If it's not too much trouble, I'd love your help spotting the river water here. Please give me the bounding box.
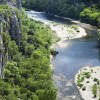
[27,11,100,100]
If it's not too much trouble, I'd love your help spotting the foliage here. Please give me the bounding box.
[77,71,91,88]
[0,5,12,16]
[98,29,100,38]
[22,0,100,27]
[80,8,100,26]
[92,84,97,98]
[0,7,57,100]
[84,72,91,78]
[82,86,86,91]
[22,0,48,11]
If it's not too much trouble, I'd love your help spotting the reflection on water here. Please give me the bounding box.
[52,38,100,100]
[27,11,99,100]
[52,39,100,79]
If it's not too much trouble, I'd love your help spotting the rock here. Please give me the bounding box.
[97,38,100,44]
[7,0,22,9]
[0,0,22,79]
[16,0,22,9]
[0,35,4,78]
[9,11,21,46]
[0,0,6,4]
[51,50,59,56]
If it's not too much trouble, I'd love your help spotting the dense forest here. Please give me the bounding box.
[22,0,100,27]
[0,4,56,100]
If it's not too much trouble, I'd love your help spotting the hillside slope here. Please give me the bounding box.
[0,1,56,99]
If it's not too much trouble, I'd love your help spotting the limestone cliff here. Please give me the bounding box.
[16,0,22,9]
[7,0,22,9]
[9,11,21,46]
[0,13,5,78]
[0,0,22,78]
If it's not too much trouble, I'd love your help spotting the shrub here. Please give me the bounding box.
[94,78,98,82]
[71,24,78,30]
[82,86,86,91]
[92,84,97,98]
[86,81,89,83]
[84,72,91,78]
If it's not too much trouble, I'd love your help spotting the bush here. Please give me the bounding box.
[86,81,89,83]
[71,25,78,30]
[82,86,86,91]
[92,84,97,98]
[80,8,100,26]
[94,78,98,82]
[78,83,83,88]
[84,72,91,78]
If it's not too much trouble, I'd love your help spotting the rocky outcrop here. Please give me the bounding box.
[0,0,6,4]
[7,0,22,9]
[0,0,22,78]
[16,0,22,9]
[0,35,4,78]
[9,11,21,46]
[0,9,21,45]
[0,14,4,78]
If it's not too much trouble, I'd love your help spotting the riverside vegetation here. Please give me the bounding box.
[22,0,100,27]
[23,0,100,41]
[0,4,57,100]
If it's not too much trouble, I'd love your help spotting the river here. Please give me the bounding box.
[27,10,100,100]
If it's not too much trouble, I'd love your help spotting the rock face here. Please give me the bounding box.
[0,0,6,4]
[0,13,5,78]
[7,0,22,9]
[9,11,21,45]
[16,0,22,9]
[0,35,3,78]
[0,0,22,78]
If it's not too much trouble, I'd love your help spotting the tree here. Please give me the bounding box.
[8,41,18,59]
[25,44,35,57]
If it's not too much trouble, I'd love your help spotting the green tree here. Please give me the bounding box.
[8,41,18,59]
